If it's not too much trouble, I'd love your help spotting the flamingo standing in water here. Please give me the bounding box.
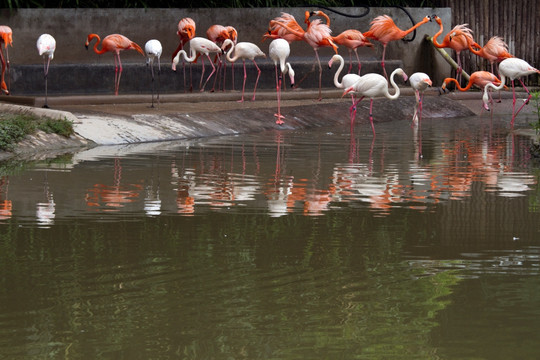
[431,15,476,84]
[85,33,144,95]
[207,24,238,91]
[409,72,432,126]
[272,17,338,101]
[269,38,295,125]
[483,58,540,126]
[36,34,56,108]
[222,39,265,102]
[145,39,162,108]
[172,37,223,92]
[328,54,362,129]
[332,30,373,74]
[0,25,12,95]
[343,68,408,136]
[363,15,431,79]
[441,71,502,111]
[172,18,196,91]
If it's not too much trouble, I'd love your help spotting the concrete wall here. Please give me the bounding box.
[0,7,451,95]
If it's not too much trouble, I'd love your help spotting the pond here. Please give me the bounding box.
[1,114,540,359]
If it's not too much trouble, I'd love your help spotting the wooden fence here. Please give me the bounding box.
[434,0,539,85]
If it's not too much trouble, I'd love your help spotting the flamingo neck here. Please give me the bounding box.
[331,56,345,88]
[223,39,237,62]
[386,69,402,99]
[445,78,473,91]
[400,18,429,38]
[485,74,506,91]
[432,21,445,48]
[88,34,107,55]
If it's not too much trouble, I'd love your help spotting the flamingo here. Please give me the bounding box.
[431,15,476,84]
[483,58,540,126]
[221,38,265,102]
[145,39,162,108]
[273,17,338,101]
[85,33,144,96]
[363,15,431,79]
[207,24,238,92]
[332,29,373,75]
[172,37,223,92]
[0,25,12,95]
[269,38,295,125]
[342,68,408,136]
[409,72,432,125]
[172,18,196,91]
[328,54,362,129]
[263,12,305,43]
[450,29,513,75]
[36,34,56,108]
[441,71,502,111]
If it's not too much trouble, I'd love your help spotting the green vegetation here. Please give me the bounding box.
[0,114,74,151]
[0,0,434,9]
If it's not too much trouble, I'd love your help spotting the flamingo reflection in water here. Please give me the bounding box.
[0,176,12,220]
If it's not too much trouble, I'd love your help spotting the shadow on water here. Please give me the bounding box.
[1,113,540,359]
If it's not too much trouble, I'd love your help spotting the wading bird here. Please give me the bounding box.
[431,15,476,84]
[222,38,265,102]
[328,54,362,129]
[263,12,305,43]
[332,29,373,75]
[409,72,432,125]
[364,15,431,79]
[172,18,196,91]
[0,25,12,95]
[483,58,540,126]
[172,36,223,92]
[145,39,162,108]
[85,33,144,95]
[441,71,502,111]
[36,33,56,108]
[207,24,238,92]
[269,38,295,124]
[273,18,338,101]
[343,68,408,136]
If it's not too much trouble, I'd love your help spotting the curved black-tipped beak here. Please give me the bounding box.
[85,44,89,50]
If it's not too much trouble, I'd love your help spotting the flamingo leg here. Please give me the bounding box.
[149,59,155,108]
[381,44,388,80]
[369,99,376,136]
[43,56,51,108]
[251,59,261,101]
[157,57,161,104]
[510,80,517,127]
[199,56,206,90]
[238,59,246,103]
[354,49,361,75]
[0,45,8,95]
[314,49,322,101]
[274,65,284,125]
[513,78,532,120]
[231,62,235,91]
[202,54,217,92]
[210,54,220,92]
[347,49,353,74]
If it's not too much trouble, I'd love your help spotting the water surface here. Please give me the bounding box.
[1,114,540,359]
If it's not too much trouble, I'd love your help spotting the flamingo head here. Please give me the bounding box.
[342,86,355,98]
[432,15,442,24]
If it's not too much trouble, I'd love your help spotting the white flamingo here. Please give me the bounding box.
[329,54,363,128]
[409,72,432,126]
[172,37,223,92]
[269,39,295,125]
[222,38,266,102]
[483,57,540,127]
[343,68,408,135]
[36,33,56,108]
[145,39,162,108]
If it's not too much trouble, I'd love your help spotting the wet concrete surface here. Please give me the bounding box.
[0,86,537,159]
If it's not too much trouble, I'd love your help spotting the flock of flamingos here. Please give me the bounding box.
[0,9,539,134]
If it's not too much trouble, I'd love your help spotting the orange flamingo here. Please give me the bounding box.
[85,33,144,95]
[273,17,338,101]
[450,29,513,75]
[263,12,305,43]
[207,24,238,92]
[172,18,196,91]
[332,29,373,74]
[441,71,502,111]
[431,15,476,83]
[0,25,12,95]
[363,15,431,79]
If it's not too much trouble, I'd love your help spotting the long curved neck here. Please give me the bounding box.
[88,34,107,54]
[400,18,428,38]
[385,69,402,99]
[485,74,506,91]
[432,20,445,48]
[467,41,482,56]
[223,39,237,62]
[332,56,345,88]
[445,78,472,91]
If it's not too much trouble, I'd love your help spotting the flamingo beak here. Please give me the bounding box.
[342,87,354,98]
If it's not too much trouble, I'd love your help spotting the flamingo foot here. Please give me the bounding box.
[237,99,244,103]
[274,113,285,125]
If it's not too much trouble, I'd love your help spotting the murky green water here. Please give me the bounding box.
[1,115,540,359]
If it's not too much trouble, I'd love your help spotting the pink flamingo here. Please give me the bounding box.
[483,58,540,126]
[343,68,408,136]
[207,24,238,92]
[221,38,266,102]
[441,71,503,111]
[363,15,431,79]
[85,33,144,95]
[172,18,196,91]
[332,29,373,74]
[0,25,12,95]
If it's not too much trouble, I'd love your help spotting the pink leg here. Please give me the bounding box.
[510,80,516,127]
[381,44,388,80]
[369,99,376,136]
[354,49,361,75]
[347,49,353,74]
[314,49,322,101]
[274,65,284,124]
[210,55,221,92]
[199,56,205,90]
[251,60,261,101]
[201,54,216,92]
[231,62,235,91]
[514,78,532,118]
[238,59,246,103]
